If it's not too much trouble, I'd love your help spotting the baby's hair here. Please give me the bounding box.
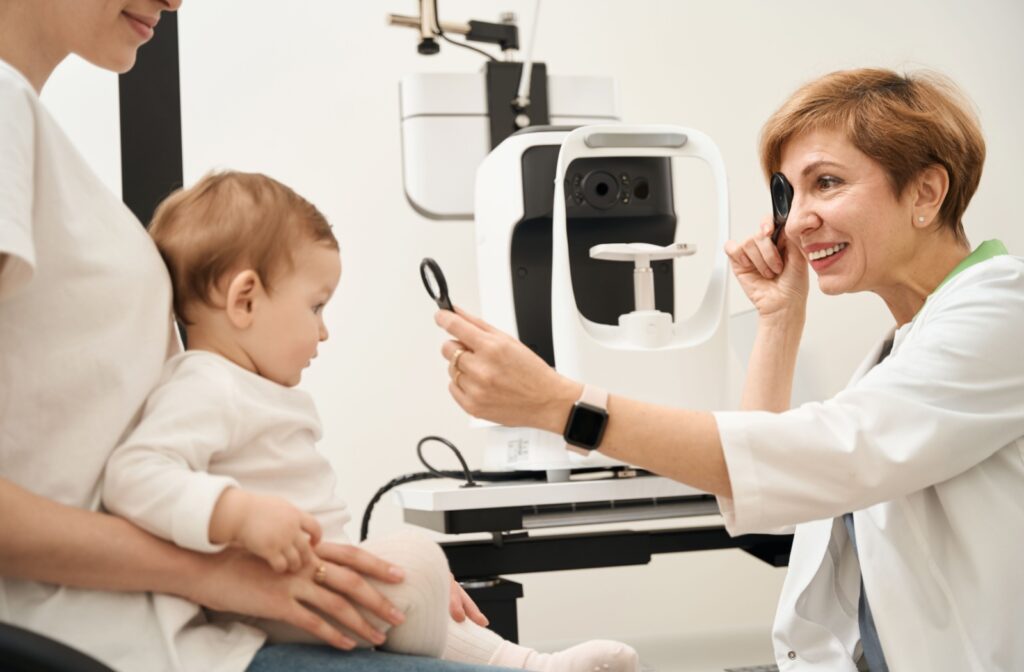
[149,170,338,324]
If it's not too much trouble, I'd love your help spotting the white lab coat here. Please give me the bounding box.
[714,255,1024,671]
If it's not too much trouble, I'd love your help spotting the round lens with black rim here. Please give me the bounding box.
[771,172,793,222]
[770,172,794,246]
[420,257,453,311]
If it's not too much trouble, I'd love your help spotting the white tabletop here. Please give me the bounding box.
[393,474,707,512]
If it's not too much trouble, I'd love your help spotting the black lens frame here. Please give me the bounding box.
[420,257,453,311]
[770,172,794,246]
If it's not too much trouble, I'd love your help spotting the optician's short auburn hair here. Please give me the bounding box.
[149,170,338,324]
[759,68,985,244]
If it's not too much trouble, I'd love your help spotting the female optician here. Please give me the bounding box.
[0,1,492,671]
[437,68,1024,671]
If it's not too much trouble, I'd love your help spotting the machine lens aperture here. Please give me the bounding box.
[582,170,620,209]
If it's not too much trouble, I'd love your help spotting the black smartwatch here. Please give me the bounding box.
[563,385,609,454]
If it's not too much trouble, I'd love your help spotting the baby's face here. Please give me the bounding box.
[249,241,341,387]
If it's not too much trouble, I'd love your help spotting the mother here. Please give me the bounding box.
[437,68,1024,671]
[0,1,493,670]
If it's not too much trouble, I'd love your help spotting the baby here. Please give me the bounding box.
[102,171,641,671]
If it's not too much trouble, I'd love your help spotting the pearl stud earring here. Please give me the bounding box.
[917,216,926,223]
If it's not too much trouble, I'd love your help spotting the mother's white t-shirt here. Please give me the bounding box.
[0,59,264,672]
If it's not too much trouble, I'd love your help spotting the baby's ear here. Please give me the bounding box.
[225,270,261,329]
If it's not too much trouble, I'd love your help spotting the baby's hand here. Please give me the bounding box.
[210,489,322,573]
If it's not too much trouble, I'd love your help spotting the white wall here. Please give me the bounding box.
[41,0,1024,655]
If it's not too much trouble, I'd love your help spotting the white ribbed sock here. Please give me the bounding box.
[443,620,640,672]
[441,617,506,664]
[489,639,640,672]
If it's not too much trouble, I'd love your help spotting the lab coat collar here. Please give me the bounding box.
[893,239,1008,351]
[934,239,1008,294]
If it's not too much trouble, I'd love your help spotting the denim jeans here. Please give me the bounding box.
[247,643,514,671]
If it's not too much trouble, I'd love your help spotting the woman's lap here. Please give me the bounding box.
[247,644,510,671]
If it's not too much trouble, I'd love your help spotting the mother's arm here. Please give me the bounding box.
[0,478,404,649]
[0,477,201,592]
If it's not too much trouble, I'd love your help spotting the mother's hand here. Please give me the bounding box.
[435,308,580,431]
[187,542,406,650]
[448,574,489,626]
[725,216,808,318]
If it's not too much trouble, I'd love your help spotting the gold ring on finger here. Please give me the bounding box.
[451,348,466,372]
[314,564,328,585]
[454,370,463,388]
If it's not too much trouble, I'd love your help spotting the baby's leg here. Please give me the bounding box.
[356,529,451,657]
[256,529,449,650]
[357,530,640,671]
[357,531,509,663]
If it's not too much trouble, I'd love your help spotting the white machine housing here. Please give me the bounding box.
[400,72,619,220]
[475,125,732,476]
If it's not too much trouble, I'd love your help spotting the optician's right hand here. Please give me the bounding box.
[186,543,406,650]
[724,215,809,319]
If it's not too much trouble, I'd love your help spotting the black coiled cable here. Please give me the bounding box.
[358,435,540,541]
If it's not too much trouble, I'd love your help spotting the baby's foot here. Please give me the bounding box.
[489,639,641,672]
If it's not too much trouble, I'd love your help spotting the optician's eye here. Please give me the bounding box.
[817,175,842,190]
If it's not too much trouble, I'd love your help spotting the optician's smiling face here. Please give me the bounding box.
[51,0,182,73]
[780,129,919,297]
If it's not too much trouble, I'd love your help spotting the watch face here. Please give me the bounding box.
[564,402,608,449]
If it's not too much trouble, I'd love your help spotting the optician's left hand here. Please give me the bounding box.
[435,307,580,432]
[448,574,489,626]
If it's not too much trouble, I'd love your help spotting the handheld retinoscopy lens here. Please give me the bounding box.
[770,172,794,246]
[420,257,453,311]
